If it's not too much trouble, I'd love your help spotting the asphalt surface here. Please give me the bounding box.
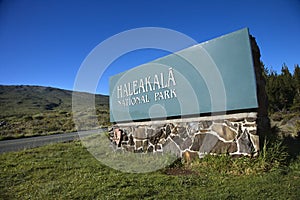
[0,129,104,154]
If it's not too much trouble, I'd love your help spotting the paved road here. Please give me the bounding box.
[0,129,105,154]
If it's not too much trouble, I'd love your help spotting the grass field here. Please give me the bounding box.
[1,140,300,199]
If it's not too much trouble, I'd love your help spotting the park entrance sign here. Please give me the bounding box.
[110,28,257,122]
[109,28,267,158]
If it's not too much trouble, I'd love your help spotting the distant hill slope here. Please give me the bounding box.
[0,85,109,117]
[0,85,109,139]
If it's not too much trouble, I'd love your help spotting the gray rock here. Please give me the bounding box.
[199,133,219,153]
[133,127,147,139]
[163,139,181,157]
[128,135,135,146]
[123,134,129,142]
[146,128,155,137]
[172,135,183,146]
[158,138,167,145]
[165,124,172,138]
[135,140,143,149]
[190,134,205,151]
[188,122,198,135]
[237,130,254,154]
[199,121,212,129]
[177,127,186,135]
[179,137,192,150]
[149,129,163,145]
[147,145,154,153]
[246,117,256,122]
[210,141,237,154]
[224,120,238,131]
[143,140,149,152]
[249,134,259,153]
[211,124,237,141]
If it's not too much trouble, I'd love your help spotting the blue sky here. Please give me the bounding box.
[0,0,299,95]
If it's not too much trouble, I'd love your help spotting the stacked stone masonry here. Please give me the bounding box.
[109,113,259,158]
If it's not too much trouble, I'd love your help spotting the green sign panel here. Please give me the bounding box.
[110,28,258,122]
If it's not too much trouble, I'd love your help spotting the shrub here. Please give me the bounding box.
[185,138,289,176]
[33,114,44,120]
[258,138,289,171]
[23,115,33,121]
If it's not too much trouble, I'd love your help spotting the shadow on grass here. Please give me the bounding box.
[264,125,300,161]
[282,133,300,159]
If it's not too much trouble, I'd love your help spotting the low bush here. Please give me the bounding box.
[183,138,289,176]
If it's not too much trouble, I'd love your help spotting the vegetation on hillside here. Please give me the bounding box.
[263,63,300,113]
[262,63,300,137]
[0,85,109,140]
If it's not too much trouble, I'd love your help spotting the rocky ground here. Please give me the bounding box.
[270,112,300,137]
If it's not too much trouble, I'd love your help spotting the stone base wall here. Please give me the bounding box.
[108,112,259,159]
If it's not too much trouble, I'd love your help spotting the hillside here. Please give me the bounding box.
[0,85,109,139]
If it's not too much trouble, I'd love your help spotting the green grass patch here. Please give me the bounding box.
[1,140,300,199]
